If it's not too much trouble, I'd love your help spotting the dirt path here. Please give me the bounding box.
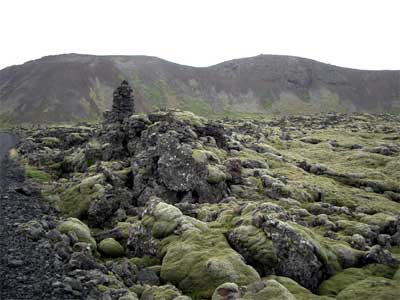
[0,133,85,300]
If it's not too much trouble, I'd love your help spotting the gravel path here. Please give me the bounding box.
[0,133,85,300]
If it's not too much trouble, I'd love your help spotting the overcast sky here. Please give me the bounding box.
[1,0,399,70]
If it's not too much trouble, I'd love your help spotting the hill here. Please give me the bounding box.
[1,54,399,124]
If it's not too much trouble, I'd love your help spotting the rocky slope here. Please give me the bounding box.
[1,54,400,124]
[11,110,400,300]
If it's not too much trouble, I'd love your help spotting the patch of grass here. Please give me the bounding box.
[261,98,273,110]
[25,165,51,182]
[180,96,213,116]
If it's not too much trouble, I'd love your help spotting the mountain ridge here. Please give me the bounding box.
[1,53,399,124]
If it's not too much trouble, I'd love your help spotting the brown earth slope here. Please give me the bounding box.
[0,54,399,124]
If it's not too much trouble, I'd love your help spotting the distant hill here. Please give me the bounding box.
[1,53,399,124]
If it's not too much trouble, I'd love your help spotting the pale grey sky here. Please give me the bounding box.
[0,0,399,70]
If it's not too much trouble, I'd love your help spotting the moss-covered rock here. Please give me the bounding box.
[98,238,125,257]
[242,279,297,300]
[118,292,139,300]
[41,137,61,147]
[394,267,400,281]
[160,229,260,298]
[336,276,400,300]
[267,275,334,300]
[360,212,398,233]
[318,264,397,296]
[58,174,106,218]
[58,217,96,248]
[207,165,228,184]
[192,149,221,164]
[153,201,183,221]
[115,222,136,239]
[152,220,178,239]
[129,256,160,268]
[211,282,240,300]
[227,225,277,275]
[140,284,181,300]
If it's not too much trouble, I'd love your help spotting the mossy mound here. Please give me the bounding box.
[318,264,397,297]
[228,225,277,275]
[207,165,228,184]
[98,238,125,257]
[58,174,105,218]
[335,276,400,300]
[141,284,182,300]
[160,229,260,298]
[242,279,296,300]
[267,275,334,300]
[58,217,96,248]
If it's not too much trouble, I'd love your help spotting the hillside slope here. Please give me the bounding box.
[1,54,399,123]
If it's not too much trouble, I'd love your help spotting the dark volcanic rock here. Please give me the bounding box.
[0,136,87,300]
[262,218,326,291]
[104,80,135,123]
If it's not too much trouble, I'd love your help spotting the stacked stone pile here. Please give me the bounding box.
[104,80,135,123]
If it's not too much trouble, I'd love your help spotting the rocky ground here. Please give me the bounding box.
[7,111,400,300]
[0,133,88,300]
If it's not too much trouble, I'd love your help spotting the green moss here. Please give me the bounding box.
[262,99,273,110]
[41,137,60,147]
[192,149,209,164]
[129,256,160,268]
[243,279,296,300]
[25,165,51,182]
[192,149,222,164]
[118,292,139,300]
[336,276,400,300]
[160,229,260,298]
[96,284,109,293]
[115,222,135,239]
[394,268,400,281]
[267,275,333,300]
[98,238,125,257]
[141,284,181,300]
[171,110,206,127]
[58,217,96,248]
[152,220,178,238]
[218,110,267,120]
[318,264,397,297]
[229,225,277,269]
[181,96,213,116]
[360,212,397,230]
[207,165,227,184]
[336,220,372,237]
[58,174,105,218]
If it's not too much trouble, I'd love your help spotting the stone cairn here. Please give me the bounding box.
[104,80,135,123]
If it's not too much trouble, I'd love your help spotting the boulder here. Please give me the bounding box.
[242,279,297,300]
[160,229,260,298]
[211,282,241,300]
[140,285,181,300]
[262,218,326,290]
[58,218,96,248]
[98,238,125,257]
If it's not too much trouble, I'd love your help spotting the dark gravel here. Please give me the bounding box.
[0,133,86,300]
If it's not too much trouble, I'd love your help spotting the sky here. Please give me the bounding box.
[0,0,399,71]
